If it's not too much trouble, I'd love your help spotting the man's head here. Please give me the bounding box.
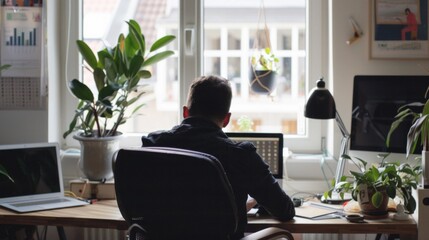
[183,75,232,127]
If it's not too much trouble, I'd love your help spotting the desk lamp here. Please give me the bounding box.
[304,78,350,203]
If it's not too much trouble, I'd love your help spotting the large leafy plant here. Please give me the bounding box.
[63,20,175,138]
[325,154,421,213]
[387,86,429,156]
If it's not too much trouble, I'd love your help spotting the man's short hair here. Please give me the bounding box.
[187,75,232,121]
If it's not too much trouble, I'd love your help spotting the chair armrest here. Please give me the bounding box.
[241,227,294,240]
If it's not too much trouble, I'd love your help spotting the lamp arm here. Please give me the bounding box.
[334,111,351,188]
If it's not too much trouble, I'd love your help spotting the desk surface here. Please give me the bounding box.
[0,200,128,230]
[0,200,417,236]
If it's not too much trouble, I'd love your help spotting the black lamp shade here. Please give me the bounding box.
[304,78,336,119]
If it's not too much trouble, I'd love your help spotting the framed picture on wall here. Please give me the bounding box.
[370,0,429,59]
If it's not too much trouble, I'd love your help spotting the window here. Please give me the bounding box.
[66,0,324,152]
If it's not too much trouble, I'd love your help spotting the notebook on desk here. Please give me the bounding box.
[0,142,88,213]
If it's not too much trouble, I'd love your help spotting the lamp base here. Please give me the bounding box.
[321,192,352,205]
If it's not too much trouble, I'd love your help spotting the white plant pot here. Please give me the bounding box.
[73,132,122,181]
[423,150,429,189]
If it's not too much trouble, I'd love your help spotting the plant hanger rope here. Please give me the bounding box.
[250,0,273,95]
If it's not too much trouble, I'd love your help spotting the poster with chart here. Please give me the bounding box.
[0,6,42,77]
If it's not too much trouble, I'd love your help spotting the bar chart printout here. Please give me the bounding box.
[5,27,37,46]
[1,7,43,77]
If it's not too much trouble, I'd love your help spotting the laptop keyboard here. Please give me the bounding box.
[11,198,70,207]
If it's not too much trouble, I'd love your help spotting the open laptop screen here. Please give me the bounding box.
[226,132,283,179]
[0,143,61,199]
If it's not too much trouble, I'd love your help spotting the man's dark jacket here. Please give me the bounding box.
[141,117,295,239]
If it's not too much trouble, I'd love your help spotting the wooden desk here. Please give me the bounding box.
[0,200,127,230]
[247,214,417,237]
[0,200,418,239]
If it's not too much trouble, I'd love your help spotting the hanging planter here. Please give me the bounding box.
[249,47,278,94]
[249,1,279,95]
[249,69,276,94]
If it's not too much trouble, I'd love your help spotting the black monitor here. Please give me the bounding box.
[226,132,283,178]
[350,75,429,154]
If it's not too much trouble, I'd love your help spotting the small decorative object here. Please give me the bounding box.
[387,85,429,188]
[63,19,176,181]
[393,203,409,220]
[324,154,422,217]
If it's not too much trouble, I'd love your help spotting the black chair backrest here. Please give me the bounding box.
[114,147,238,239]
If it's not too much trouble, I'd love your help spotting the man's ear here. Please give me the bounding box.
[222,113,231,128]
[183,106,190,118]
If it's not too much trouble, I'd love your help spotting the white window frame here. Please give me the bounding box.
[60,0,327,153]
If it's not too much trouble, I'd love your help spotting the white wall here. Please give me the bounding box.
[1,0,428,155]
[0,0,60,145]
[329,0,429,162]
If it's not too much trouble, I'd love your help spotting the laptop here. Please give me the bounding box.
[226,132,283,179]
[0,142,88,213]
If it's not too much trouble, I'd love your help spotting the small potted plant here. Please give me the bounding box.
[63,19,175,181]
[249,47,279,94]
[324,154,421,216]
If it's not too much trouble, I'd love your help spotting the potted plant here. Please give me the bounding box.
[63,19,175,181]
[387,86,429,188]
[249,47,279,94]
[324,154,421,216]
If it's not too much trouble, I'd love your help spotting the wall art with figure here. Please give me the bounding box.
[370,0,429,59]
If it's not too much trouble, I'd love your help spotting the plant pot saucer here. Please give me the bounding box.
[360,211,389,219]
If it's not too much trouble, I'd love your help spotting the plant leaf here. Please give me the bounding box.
[98,85,116,101]
[127,20,146,55]
[149,35,176,52]
[93,68,106,91]
[129,55,144,77]
[371,191,383,208]
[76,40,98,69]
[142,50,175,67]
[68,79,94,102]
[0,64,11,72]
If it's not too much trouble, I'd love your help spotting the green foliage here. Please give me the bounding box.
[250,47,279,72]
[237,115,254,131]
[64,19,175,138]
[387,86,429,156]
[324,154,422,214]
[0,64,11,72]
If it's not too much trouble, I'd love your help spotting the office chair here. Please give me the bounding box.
[114,147,294,240]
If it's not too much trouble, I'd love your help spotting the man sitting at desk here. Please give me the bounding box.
[141,75,295,239]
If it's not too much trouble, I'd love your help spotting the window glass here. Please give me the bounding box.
[204,0,307,135]
[82,0,307,138]
[83,0,179,133]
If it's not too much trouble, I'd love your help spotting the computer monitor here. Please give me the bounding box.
[226,132,283,179]
[350,75,429,154]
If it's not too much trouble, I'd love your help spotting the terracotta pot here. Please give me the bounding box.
[357,184,389,217]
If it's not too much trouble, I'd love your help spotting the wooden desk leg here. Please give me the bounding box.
[57,226,67,240]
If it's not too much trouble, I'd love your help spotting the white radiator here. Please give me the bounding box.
[83,228,126,240]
